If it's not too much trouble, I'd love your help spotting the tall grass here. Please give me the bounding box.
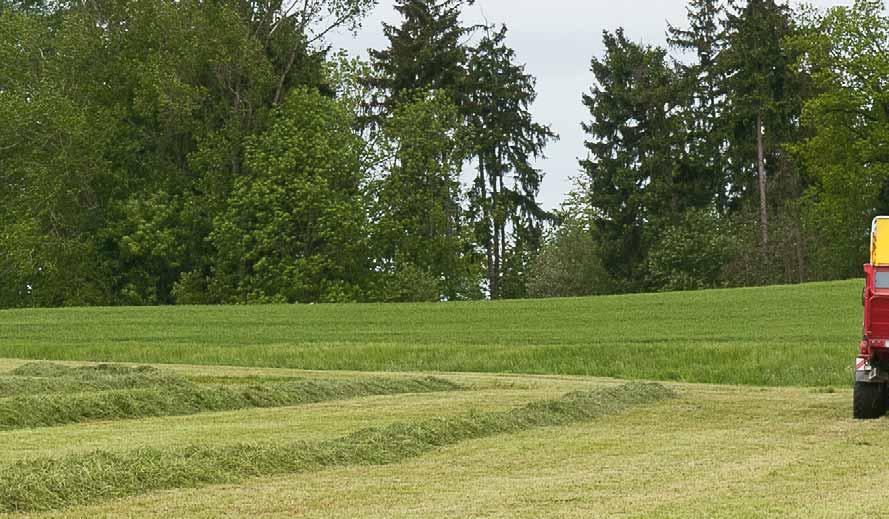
[0,280,863,386]
[0,382,675,512]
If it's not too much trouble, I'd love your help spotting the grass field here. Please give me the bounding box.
[0,280,863,386]
[0,280,879,517]
[0,360,880,518]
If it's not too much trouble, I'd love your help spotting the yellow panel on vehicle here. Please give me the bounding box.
[873,218,889,265]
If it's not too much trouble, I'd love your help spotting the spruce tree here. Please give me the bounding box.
[367,0,474,113]
[668,0,728,211]
[578,30,683,289]
[465,26,556,299]
[719,0,797,246]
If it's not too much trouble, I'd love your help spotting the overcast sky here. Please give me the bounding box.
[330,0,853,210]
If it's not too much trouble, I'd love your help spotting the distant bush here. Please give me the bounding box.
[720,206,812,287]
[645,208,736,292]
[375,263,442,302]
[527,221,613,298]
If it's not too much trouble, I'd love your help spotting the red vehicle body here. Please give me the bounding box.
[854,259,889,418]
[853,217,889,418]
[858,264,889,379]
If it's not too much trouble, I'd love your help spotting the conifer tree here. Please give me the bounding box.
[668,0,728,211]
[578,30,682,289]
[367,0,474,113]
[465,26,556,299]
[720,0,797,245]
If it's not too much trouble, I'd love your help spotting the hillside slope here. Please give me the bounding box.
[0,280,864,386]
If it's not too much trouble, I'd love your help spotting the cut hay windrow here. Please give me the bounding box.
[0,363,191,398]
[8,363,166,379]
[0,382,676,513]
[0,376,463,430]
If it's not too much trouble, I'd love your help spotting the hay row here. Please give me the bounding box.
[0,382,675,512]
[0,364,462,430]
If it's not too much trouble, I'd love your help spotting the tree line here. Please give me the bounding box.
[0,0,887,307]
[539,0,889,296]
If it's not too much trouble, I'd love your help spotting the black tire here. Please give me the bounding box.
[854,381,887,419]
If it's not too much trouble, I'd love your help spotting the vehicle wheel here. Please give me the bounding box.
[854,381,887,419]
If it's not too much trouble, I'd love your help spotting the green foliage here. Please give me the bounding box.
[793,0,889,279]
[367,0,473,112]
[0,0,368,308]
[667,0,730,211]
[718,0,809,248]
[526,219,613,298]
[5,0,885,304]
[573,0,820,292]
[0,8,121,307]
[375,262,442,302]
[94,0,322,305]
[0,86,116,307]
[372,92,481,301]
[209,88,371,304]
[715,205,811,286]
[362,1,508,301]
[645,209,736,292]
[578,30,685,289]
[465,26,557,299]
[720,0,803,151]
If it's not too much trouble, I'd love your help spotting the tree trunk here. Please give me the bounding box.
[491,170,500,300]
[479,159,496,299]
[499,217,506,295]
[779,150,807,284]
[756,112,769,246]
[793,220,806,283]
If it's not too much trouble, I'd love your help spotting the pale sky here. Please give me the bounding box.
[330,0,853,210]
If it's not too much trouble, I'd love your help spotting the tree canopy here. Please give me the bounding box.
[2,0,888,306]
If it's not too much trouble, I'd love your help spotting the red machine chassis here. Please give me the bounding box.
[858,264,889,382]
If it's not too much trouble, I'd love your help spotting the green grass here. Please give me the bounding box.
[0,363,191,397]
[0,281,871,517]
[0,280,863,386]
[0,363,462,429]
[0,364,882,519]
[0,382,673,513]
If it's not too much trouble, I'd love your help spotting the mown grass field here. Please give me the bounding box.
[0,280,864,386]
[0,360,879,518]
[0,280,879,517]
